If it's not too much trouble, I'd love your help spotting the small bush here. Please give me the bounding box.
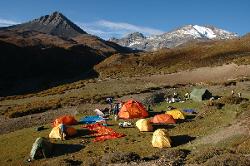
[206,101,225,109]
[236,138,250,154]
[204,153,250,166]
[239,101,250,110]
[154,149,189,165]
[101,152,140,164]
[219,96,249,105]
[222,81,237,87]
[84,157,101,166]
[59,159,83,166]
[187,147,229,164]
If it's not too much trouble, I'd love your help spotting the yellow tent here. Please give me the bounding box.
[152,129,172,148]
[166,109,185,119]
[135,119,153,132]
[49,124,66,140]
[49,124,77,140]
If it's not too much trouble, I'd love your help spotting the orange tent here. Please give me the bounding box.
[52,115,78,127]
[150,114,176,124]
[118,100,148,119]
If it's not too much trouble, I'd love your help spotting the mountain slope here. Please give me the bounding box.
[110,25,238,51]
[96,35,250,78]
[0,12,132,96]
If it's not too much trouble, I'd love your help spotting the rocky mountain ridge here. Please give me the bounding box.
[110,24,238,51]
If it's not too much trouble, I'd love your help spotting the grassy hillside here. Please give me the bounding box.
[95,36,250,78]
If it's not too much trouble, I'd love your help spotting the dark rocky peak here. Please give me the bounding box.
[8,11,86,38]
[32,12,69,26]
[126,32,145,40]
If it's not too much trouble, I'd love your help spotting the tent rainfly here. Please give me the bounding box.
[190,88,212,102]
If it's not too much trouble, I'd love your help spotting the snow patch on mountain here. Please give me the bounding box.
[128,41,142,47]
[193,25,216,39]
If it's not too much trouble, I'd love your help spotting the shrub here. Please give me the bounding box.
[186,147,229,164]
[219,96,249,105]
[204,153,250,166]
[101,152,140,164]
[153,149,189,165]
[222,81,237,87]
[206,101,225,109]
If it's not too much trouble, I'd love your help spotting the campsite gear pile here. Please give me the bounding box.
[83,123,125,142]
[119,121,133,128]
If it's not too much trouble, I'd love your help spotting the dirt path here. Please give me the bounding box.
[194,115,250,145]
[143,63,250,85]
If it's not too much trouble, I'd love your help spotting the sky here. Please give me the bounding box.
[0,0,249,39]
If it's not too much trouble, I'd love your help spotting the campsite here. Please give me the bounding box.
[0,1,250,165]
[1,75,250,165]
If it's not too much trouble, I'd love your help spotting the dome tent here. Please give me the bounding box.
[118,100,148,119]
[152,129,172,148]
[30,137,53,160]
[150,114,176,124]
[190,88,212,102]
[136,119,153,132]
[49,124,77,140]
[52,115,78,127]
[166,109,186,120]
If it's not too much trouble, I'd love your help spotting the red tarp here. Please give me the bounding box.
[82,123,125,142]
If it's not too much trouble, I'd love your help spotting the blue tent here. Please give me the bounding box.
[79,116,105,124]
[183,109,196,114]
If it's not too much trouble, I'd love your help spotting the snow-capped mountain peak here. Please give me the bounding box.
[110,24,238,51]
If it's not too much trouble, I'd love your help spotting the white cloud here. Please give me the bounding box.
[77,20,164,39]
[0,18,19,27]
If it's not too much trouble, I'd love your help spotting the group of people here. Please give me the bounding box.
[231,90,242,97]
[105,97,123,117]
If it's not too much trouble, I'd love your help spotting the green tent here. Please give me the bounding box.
[190,88,212,101]
[30,137,53,160]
